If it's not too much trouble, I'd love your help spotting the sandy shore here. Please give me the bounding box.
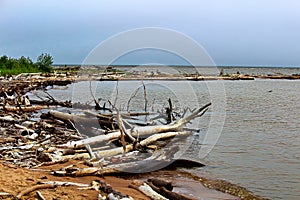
[0,160,243,200]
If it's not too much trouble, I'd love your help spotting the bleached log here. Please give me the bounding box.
[49,110,99,125]
[59,104,205,148]
[0,115,15,122]
[40,181,89,187]
[3,105,52,112]
[58,102,210,149]
[51,167,118,177]
[130,180,168,200]
[94,131,190,158]
[0,192,13,197]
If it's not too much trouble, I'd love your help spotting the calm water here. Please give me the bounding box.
[43,71,300,200]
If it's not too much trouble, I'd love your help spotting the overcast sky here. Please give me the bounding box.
[1,0,300,66]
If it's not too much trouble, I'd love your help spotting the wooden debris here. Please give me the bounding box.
[0,72,269,200]
[130,180,168,200]
[147,181,195,200]
[39,181,89,187]
[16,184,55,199]
[58,103,210,149]
[36,191,46,200]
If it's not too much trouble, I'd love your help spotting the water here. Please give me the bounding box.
[195,80,300,200]
[43,70,300,200]
[116,65,300,76]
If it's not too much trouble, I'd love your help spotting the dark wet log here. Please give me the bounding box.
[147,178,173,191]
[147,181,195,200]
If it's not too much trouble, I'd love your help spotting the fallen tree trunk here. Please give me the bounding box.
[3,105,53,112]
[48,110,116,129]
[57,103,211,149]
[93,131,190,158]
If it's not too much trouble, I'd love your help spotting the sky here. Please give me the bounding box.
[0,0,300,66]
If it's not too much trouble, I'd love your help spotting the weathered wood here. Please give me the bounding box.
[3,105,52,112]
[16,184,55,199]
[48,110,116,130]
[39,181,89,187]
[130,180,168,200]
[94,131,190,158]
[147,178,173,191]
[57,102,211,149]
[36,191,46,200]
[147,181,195,200]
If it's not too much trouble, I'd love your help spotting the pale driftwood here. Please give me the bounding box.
[61,153,90,160]
[36,191,46,200]
[40,181,89,187]
[52,145,181,177]
[130,180,168,200]
[57,131,189,160]
[48,110,99,125]
[51,166,118,177]
[0,192,13,197]
[3,105,52,112]
[0,115,15,122]
[94,131,190,158]
[16,184,55,199]
[117,110,136,142]
[58,103,210,149]
[15,124,35,132]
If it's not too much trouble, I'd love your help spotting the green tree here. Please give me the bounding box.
[36,53,53,72]
[0,55,8,64]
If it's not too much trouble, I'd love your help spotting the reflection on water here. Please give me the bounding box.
[44,78,300,200]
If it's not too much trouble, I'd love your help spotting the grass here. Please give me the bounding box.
[0,66,42,76]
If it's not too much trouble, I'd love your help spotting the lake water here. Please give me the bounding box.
[44,69,300,200]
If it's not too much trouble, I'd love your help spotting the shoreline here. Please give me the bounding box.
[0,160,264,200]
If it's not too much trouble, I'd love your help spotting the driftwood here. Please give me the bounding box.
[130,180,168,200]
[0,192,14,198]
[51,145,204,177]
[39,181,89,187]
[48,110,116,130]
[57,103,210,149]
[147,181,195,200]
[0,74,213,199]
[36,191,46,200]
[147,178,173,191]
[3,105,51,112]
[90,180,131,199]
[16,184,55,199]
[92,131,190,158]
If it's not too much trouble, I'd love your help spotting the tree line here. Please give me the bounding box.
[0,53,53,76]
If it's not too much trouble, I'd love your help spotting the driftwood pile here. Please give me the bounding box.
[0,74,213,200]
[0,74,270,200]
